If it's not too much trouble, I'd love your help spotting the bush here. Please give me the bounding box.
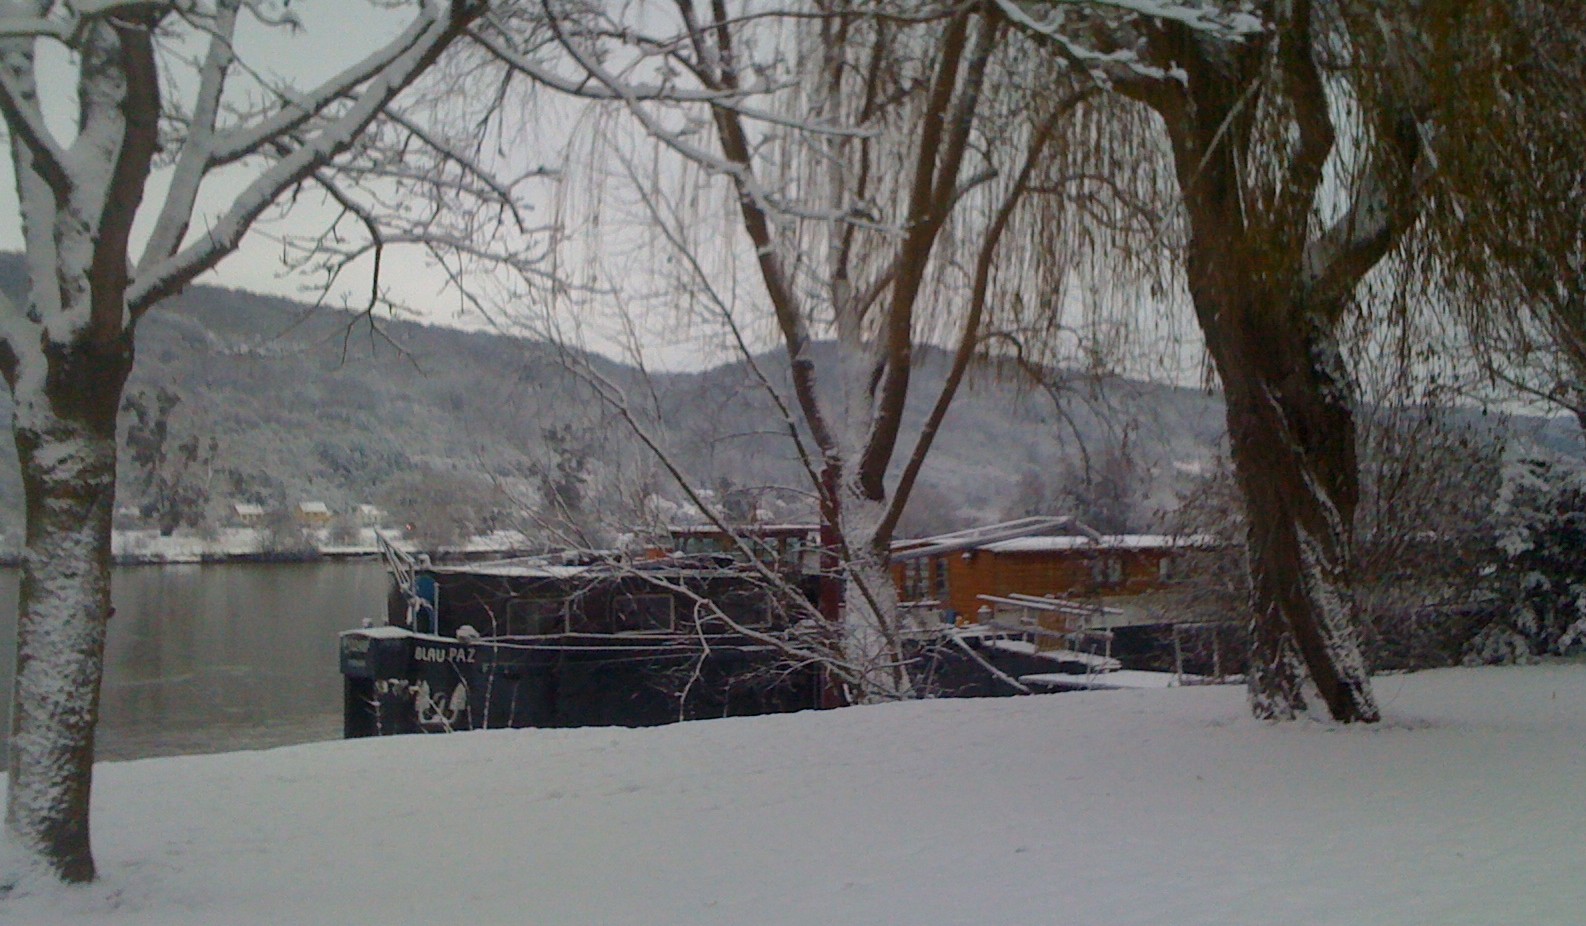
[1471,457,1586,663]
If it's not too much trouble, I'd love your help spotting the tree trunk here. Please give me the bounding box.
[1214,311,1380,723]
[5,340,131,883]
[837,492,912,703]
[1113,5,1400,724]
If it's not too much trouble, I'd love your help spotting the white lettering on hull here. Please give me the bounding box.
[414,645,476,664]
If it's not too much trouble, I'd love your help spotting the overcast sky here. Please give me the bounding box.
[0,5,505,329]
[0,3,1207,381]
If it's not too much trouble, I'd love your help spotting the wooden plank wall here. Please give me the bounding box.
[895,547,1174,622]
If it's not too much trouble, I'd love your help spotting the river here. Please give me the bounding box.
[0,560,391,762]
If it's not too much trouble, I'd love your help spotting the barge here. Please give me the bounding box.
[339,533,827,736]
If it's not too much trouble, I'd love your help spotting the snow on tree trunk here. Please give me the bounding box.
[838,492,911,703]
[1118,5,1421,724]
[0,0,480,889]
[1218,316,1379,723]
[4,339,131,884]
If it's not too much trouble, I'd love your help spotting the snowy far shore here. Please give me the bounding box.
[0,528,538,565]
[2,664,1582,925]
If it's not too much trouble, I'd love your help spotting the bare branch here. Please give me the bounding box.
[127,0,485,316]
[880,88,1094,541]
[136,0,242,271]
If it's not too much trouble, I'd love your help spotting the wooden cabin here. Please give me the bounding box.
[892,519,1207,634]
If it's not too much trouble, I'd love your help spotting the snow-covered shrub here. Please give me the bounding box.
[1461,623,1541,666]
[1471,457,1586,664]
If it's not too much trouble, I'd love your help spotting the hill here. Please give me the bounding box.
[0,255,1575,542]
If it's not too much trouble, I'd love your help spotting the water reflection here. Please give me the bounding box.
[0,560,390,761]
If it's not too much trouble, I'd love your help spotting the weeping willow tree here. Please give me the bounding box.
[1418,1,1586,429]
[999,0,1459,722]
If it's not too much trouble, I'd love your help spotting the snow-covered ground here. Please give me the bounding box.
[3,665,1582,925]
[111,527,280,561]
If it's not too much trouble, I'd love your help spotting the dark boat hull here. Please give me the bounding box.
[340,628,822,735]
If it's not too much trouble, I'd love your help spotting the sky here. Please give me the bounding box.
[0,5,516,333]
[0,2,1211,380]
[0,3,774,373]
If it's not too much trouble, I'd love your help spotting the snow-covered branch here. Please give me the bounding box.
[993,0,1263,40]
[1302,112,1425,316]
[990,0,1262,88]
[127,0,485,316]
[0,41,71,197]
[134,0,240,272]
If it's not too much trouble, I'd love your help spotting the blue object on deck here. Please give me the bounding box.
[415,573,439,634]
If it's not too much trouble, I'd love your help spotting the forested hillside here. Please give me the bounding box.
[0,255,1573,544]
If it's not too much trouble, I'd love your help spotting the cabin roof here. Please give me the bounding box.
[983,533,1213,554]
[890,516,1096,561]
[667,523,818,537]
[432,561,595,579]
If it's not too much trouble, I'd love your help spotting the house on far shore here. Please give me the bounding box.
[355,504,386,526]
[232,502,266,526]
[890,516,1212,635]
[296,501,333,526]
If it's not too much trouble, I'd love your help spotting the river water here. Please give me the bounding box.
[0,560,391,762]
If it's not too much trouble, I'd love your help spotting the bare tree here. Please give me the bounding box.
[0,0,487,884]
[1346,311,1506,669]
[475,0,1200,701]
[378,465,503,552]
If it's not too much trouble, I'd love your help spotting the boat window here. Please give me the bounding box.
[610,593,675,632]
[718,590,775,629]
[506,597,566,636]
[908,560,933,601]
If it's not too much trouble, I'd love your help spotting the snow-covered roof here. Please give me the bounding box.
[983,639,1123,671]
[984,638,1039,656]
[429,555,772,581]
[233,503,265,516]
[1019,670,1194,690]
[297,501,331,515]
[892,516,1096,561]
[667,523,818,535]
[983,534,1212,554]
[432,562,594,580]
[341,625,421,640]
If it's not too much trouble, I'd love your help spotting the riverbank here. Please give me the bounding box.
[2,664,1581,925]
